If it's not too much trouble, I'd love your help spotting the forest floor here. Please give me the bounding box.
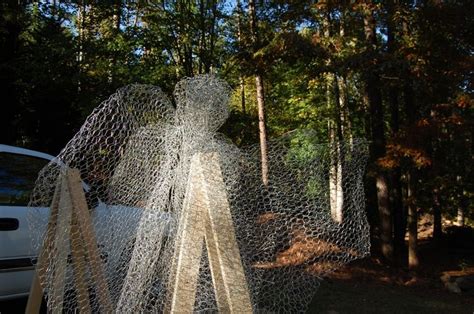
[1,220,473,314]
[309,219,474,314]
[309,256,474,314]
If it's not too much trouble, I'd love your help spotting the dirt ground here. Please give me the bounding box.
[2,223,473,314]
[2,275,472,314]
[307,222,474,314]
[309,277,473,314]
[1,262,473,314]
[307,256,474,314]
[3,256,473,314]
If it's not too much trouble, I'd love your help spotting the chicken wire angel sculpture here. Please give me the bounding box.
[28,75,370,313]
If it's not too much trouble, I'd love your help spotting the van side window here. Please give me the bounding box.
[0,152,49,206]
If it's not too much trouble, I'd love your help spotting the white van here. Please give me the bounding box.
[0,144,55,300]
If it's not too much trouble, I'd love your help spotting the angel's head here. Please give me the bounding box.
[174,75,230,132]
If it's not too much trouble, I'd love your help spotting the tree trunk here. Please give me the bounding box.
[321,8,344,223]
[329,139,344,224]
[391,87,404,255]
[363,4,393,261]
[433,187,442,242]
[237,0,246,114]
[249,0,269,186]
[336,10,353,147]
[255,75,269,186]
[337,76,353,147]
[407,171,419,269]
[457,178,466,227]
[330,76,344,224]
[457,207,465,227]
[386,1,405,262]
[430,126,443,244]
[328,89,344,223]
[109,1,121,84]
[77,0,86,94]
[392,167,405,259]
[207,0,217,73]
[404,79,419,269]
[398,10,419,268]
[198,0,205,74]
[240,77,246,114]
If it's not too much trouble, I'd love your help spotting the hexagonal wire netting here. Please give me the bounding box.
[28,75,370,313]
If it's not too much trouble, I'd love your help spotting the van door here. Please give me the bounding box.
[0,151,50,297]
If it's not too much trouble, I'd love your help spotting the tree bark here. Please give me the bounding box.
[108,0,121,84]
[322,9,344,223]
[237,0,246,114]
[457,207,465,227]
[240,77,246,114]
[255,75,268,186]
[198,0,205,74]
[328,80,344,223]
[337,76,353,147]
[404,79,419,269]
[77,0,86,94]
[387,0,405,262]
[407,171,419,269]
[389,92,404,254]
[249,0,269,186]
[430,126,442,244]
[363,4,393,261]
[457,178,466,227]
[433,187,442,241]
[207,0,217,73]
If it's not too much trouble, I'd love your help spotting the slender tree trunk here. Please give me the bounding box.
[240,77,246,114]
[457,177,465,227]
[175,2,193,77]
[433,187,442,241]
[407,171,419,269]
[237,0,246,114]
[404,78,419,269]
[207,0,217,73]
[336,10,353,147]
[391,93,404,257]
[337,76,353,147]
[255,75,268,185]
[198,0,205,74]
[457,208,465,227]
[328,79,344,223]
[327,75,341,223]
[249,0,269,186]
[390,89,404,256]
[406,174,418,270]
[331,76,344,224]
[363,4,393,261]
[77,0,86,94]
[321,8,344,223]
[109,1,121,84]
[430,125,443,244]
[387,0,405,262]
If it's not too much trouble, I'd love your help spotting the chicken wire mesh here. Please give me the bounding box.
[28,74,370,313]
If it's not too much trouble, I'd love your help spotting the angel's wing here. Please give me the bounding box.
[26,84,175,311]
[228,131,369,312]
